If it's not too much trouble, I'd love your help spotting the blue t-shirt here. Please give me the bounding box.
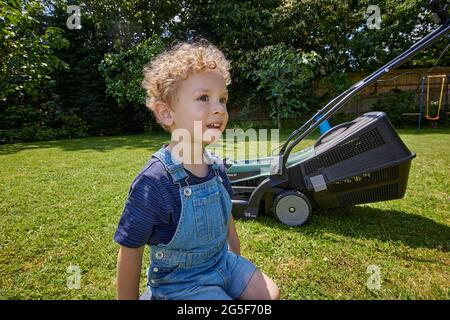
[114,147,235,248]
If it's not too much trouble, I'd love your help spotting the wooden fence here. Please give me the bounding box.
[337,67,450,114]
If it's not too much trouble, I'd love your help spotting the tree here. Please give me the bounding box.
[99,35,166,132]
[0,0,70,142]
[0,0,69,102]
[244,44,321,128]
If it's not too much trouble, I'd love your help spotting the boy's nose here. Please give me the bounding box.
[212,101,226,115]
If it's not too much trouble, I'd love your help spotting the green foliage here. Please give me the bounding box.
[83,0,183,49]
[244,44,321,125]
[98,35,167,133]
[267,0,444,73]
[353,0,449,70]
[48,3,122,137]
[99,35,165,108]
[373,89,417,127]
[0,0,69,101]
[61,113,89,138]
[267,0,360,73]
[0,102,88,143]
[0,0,71,143]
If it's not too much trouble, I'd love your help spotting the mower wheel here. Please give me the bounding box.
[273,190,312,226]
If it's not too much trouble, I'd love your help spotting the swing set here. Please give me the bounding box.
[403,73,449,129]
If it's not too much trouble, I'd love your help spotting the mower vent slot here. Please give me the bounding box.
[337,183,398,206]
[304,128,385,175]
[328,166,399,193]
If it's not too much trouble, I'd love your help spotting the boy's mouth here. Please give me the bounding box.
[206,122,222,130]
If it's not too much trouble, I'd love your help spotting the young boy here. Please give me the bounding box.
[114,40,280,300]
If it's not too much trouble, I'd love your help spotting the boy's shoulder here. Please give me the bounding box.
[129,155,169,190]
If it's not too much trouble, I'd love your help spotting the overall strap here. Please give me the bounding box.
[152,147,189,186]
[204,148,222,182]
[153,146,224,185]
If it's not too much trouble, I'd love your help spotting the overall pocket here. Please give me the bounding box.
[148,264,180,286]
[193,191,228,242]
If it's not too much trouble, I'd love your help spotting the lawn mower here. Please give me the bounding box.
[224,0,450,226]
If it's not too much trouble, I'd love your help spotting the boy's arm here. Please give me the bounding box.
[227,215,241,255]
[116,245,145,300]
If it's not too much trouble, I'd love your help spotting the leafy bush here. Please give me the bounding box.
[61,113,89,138]
[0,1,69,102]
[372,89,418,127]
[98,35,168,133]
[242,44,321,128]
[0,125,60,143]
[99,36,163,107]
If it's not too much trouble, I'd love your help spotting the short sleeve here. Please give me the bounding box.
[114,174,166,248]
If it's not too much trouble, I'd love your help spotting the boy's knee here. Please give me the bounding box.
[271,286,281,300]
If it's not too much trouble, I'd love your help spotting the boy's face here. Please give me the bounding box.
[170,70,228,146]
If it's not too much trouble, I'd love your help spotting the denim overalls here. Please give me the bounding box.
[147,145,256,300]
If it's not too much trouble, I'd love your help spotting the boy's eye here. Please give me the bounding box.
[197,94,227,104]
[199,95,209,102]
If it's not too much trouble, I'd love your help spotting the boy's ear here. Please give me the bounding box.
[153,101,174,127]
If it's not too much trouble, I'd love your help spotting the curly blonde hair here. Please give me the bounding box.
[142,39,231,132]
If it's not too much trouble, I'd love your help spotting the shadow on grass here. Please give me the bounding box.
[253,205,450,251]
[0,134,170,155]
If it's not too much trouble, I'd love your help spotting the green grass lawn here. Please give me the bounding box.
[0,129,449,300]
